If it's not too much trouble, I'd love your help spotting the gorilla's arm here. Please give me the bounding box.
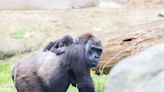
[50,47,65,55]
[75,70,95,92]
[69,68,94,92]
[67,44,95,92]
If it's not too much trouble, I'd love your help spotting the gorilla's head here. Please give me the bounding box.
[85,37,103,68]
[75,33,103,68]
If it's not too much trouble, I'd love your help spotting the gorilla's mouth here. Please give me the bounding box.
[92,63,98,66]
[88,60,99,68]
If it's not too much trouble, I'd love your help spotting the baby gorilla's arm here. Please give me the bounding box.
[50,48,65,55]
[43,41,54,52]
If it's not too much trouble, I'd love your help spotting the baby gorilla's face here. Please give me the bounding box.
[58,40,73,48]
[58,42,65,47]
[61,35,73,46]
[64,41,73,46]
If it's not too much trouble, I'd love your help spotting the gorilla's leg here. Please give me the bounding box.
[13,72,44,92]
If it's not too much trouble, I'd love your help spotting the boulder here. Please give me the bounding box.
[105,0,164,4]
[105,44,164,92]
[0,31,45,59]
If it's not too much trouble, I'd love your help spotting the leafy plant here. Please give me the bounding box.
[10,31,25,39]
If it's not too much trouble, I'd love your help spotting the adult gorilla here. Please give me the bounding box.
[12,33,103,92]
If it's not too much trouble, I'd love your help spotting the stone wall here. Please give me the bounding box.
[0,0,99,9]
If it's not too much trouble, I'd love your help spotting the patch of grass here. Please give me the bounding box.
[0,54,22,92]
[67,74,108,92]
[67,85,78,92]
[0,64,17,92]
[93,74,108,92]
[10,31,25,39]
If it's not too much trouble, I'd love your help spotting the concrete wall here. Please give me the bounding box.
[0,0,99,9]
[0,0,161,10]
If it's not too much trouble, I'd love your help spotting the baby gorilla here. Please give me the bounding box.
[43,35,73,55]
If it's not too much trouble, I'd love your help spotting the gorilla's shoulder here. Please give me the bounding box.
[12,51,59,71]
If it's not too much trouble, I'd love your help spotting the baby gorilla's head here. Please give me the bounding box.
[58,35,73,47]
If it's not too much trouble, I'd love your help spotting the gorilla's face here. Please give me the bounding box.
[85,38,103,68]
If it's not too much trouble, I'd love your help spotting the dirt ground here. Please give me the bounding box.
[0,2,164,73]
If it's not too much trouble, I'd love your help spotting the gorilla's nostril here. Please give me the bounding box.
[95,55,99,58]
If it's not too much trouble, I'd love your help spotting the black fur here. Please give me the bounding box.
[12,34,103,92]
[43,35,73,55]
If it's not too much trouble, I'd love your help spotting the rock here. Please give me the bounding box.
[105,44,164,92]
[31,0,99,9]
[106,0,164,5]
[98,0,164,9]
[0,0,163,10]
[98,0,122,8]
[0,0,99,10]
[0,31,46,59]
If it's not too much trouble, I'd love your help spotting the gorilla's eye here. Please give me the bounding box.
[91,48,96,52]
[91,45,103,55]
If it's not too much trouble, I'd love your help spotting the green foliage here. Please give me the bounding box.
[67,74,108,92]
[10,31,25,39]
[0,54,23,92]
[67,85,78,92]
[93,74,108,92]
[0,64,17,92]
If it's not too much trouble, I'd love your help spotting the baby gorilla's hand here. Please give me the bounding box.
[51,48,65,55]
[56,50,65,55]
